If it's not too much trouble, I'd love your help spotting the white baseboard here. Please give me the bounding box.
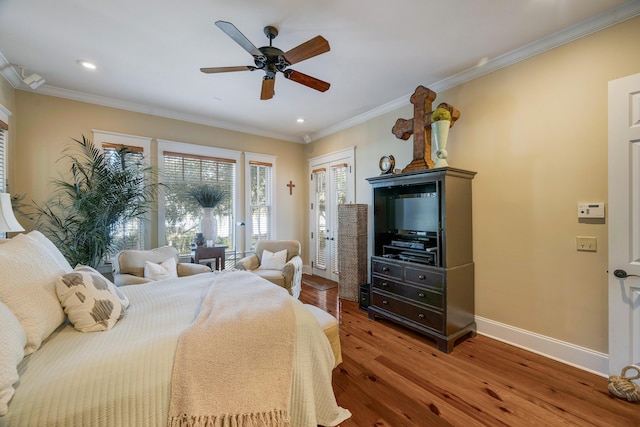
[475,316,609,378]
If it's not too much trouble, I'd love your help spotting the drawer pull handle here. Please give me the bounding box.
[418,275,426,280]
[418,314,425,319]
[382,300,389,305]
[418,293,425,298]
[382,267,390,272]
[382,282,389,287]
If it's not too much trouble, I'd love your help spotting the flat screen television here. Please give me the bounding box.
[393,192,439,233]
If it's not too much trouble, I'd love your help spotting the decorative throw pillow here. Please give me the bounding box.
[0,301,26,416]
[0,231,72,355]
[144,257,178,280]
[259,249,288,270]
[55,265,129,332]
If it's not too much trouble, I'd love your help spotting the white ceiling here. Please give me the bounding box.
[1,0,638,143]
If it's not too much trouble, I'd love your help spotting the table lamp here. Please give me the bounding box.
[0,193,25,233]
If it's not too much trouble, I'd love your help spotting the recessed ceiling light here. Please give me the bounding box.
[296,118,305,123]
[77,60,97,70]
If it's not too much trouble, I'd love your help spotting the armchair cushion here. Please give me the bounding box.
[259,249,287,270]
[143,257,178,281]
[235,240,303,299]
[113,246,210,286]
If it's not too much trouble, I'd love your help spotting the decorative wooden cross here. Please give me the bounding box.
[392,85,460,172]
[286,180,295,195]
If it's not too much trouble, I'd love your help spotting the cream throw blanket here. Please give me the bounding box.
[168,271,295,427]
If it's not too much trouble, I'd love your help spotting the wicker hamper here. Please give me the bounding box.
[338,204,368,301]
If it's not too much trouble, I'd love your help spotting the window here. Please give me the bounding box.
[158,140,241,256]
[0,114,9,238]
[245,153,276,250]
[0,117,7,194]
[92,130,152,256]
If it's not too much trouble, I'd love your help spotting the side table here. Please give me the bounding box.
[191,245,228,271]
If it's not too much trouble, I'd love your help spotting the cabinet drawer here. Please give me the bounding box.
[405,266,444,290]
[372,276,443,309]
[372,292,444,332]
[371,259,403,279]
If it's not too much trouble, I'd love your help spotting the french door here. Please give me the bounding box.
[309,147,355,281]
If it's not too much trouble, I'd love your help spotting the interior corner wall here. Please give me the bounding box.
[11,92,307,249]
[307,15,640,354]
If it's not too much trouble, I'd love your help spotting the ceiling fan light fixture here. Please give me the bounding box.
[203,20,330,100]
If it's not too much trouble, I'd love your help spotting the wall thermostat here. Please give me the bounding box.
[578,203,605,218]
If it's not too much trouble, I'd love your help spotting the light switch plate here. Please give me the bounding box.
[576,236,597,252]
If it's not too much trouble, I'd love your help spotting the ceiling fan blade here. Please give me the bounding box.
[282,35,330,65]
[200,66,255,74]
[284,69,330,92]
[261,77,275,100]
[215,20,265,61]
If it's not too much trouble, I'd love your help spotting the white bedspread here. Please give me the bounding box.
[1,271,351,427]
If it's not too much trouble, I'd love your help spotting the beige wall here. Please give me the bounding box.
[9,92,307,248]
[306,16,640,353]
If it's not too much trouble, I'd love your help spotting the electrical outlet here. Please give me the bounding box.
[576,236,597,252]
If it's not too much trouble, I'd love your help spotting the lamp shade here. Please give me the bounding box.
[0,193,25,232]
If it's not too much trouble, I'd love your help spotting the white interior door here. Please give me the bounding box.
[309,148,355,281]
[608,72,640,375]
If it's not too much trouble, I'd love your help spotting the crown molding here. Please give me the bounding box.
[36,85,300,143]
[310,0,640,142]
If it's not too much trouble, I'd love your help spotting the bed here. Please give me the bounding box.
[0,231,351,427]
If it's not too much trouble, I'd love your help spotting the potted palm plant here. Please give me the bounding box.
[32,135,159,268]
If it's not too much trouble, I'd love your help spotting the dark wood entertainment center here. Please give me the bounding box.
[366,167,476,353]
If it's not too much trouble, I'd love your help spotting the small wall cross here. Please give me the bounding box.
[286,180,295,195]
[392,85,460,172]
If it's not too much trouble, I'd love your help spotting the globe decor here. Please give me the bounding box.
[431,107,452,168]
[188,185,226,246]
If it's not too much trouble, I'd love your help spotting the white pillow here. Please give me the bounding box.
[259,249,288,270]
[144,257,178,281]
[56,265,129,332]
[0,301,26,416]
[0,231,72,355]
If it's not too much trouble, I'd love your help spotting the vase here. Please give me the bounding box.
[200,207,218,245]
[431,120,451,168]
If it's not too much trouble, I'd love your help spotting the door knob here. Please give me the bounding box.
[614,269,640,278]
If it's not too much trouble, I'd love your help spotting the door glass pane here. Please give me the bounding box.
[331,165,347,275]
[314,170,327,269]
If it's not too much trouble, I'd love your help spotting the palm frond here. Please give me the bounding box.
[32,135,160,268]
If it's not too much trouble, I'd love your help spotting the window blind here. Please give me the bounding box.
[0,122,6,239]
[249,161,273,248]
[102,143,146,256]
[0,120,6,193]
[162,151,236,254]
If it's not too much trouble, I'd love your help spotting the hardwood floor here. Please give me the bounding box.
[299,283,640,426]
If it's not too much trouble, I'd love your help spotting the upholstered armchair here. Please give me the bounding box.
[112,246,210,286]
[236,240,303,298]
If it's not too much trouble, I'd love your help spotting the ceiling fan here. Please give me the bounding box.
[201,20,331,100]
